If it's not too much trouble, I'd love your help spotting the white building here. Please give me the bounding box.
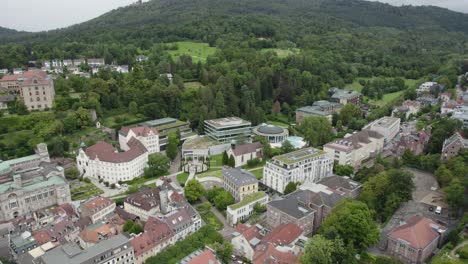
[119,126,159,154]
[416,82,438,94]
[76,140,148,184]
[324,130,384,168]
[363,116,400,145]
[204,117,252,143]
[226,142,263,167]
[262,147,333,193]
[452,106,468,128]
[226,192,268,226]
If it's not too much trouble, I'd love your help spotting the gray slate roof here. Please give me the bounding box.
[222,167,258,187]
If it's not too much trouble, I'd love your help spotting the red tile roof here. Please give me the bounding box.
[0,70,51,86]
[236,224,263,241]
[78,224,116,243]
[263,224,302,246]
[82,196,114,212]
[33,229,52,246]
[84,139,147,163]
[185,249,220,264]
[389,216,445,249]
[131,217,174,257]
[253,243,300,264]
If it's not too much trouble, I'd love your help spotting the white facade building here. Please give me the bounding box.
[262,147,333,193]
[416,82,438,94]
[119,126,159,154]
[227,192,268,226]
[76,140,148,184]
[363,116,400,145]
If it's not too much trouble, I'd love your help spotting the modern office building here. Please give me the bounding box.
[262,147,333,193]
[139,117,196,150]
[295,100,342,124]
[363,116,401,145]
[204,117,252,143]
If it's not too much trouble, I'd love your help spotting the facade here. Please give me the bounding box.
[262,147,333,193]
[329,88,361,105]
[0,70,55,111]
[0,94,15,110]
[0,143,50,179]
[0,165,70,222]
[77,140,148,184]
[416,82,438,94]
[324,130,384,168]
[80,197,116,224]
[227,192,268,226]
[392,130,430,157]
[204,117,252,143]
[363,116,400,145]
[393,100,421,119]
[452,106,468,128]
[441,132,468,161]
[227,142,263,167]
[222,167,259,201]
[139,117,195,151]
[295,100,342,123]
[37,234,134,264]
[386,216,446,264]
[119,126,159,154]
[232,224,265,260]
[252,124,289,147]
[316,175,362,199]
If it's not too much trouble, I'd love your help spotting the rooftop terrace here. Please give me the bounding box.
[228,192,267,210]
[273,147,326,164]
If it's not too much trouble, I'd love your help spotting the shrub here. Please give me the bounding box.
[247,158,261,167]
[83,178,91,183]
[457,245,468,259]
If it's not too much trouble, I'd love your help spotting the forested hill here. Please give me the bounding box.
[2,0,468,45]
[0,27,22,39]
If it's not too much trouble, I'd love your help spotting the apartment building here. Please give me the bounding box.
[441,132,468,161]
[204,117,252,143]
[222,167,259,201]
[262,147,333,193]
[363,116,400,145]
[80,197,116,224]
[324,130,384,168]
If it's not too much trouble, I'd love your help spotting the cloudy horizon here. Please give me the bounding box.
[1,0,467,32]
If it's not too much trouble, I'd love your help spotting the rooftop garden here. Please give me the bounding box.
[228,192,267,210]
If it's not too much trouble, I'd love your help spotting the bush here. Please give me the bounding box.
[83,178,91,183]
[457,245,468,259]
[246,158,261,167]
[65,167,80,180]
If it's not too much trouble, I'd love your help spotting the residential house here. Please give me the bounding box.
[227,142,263,167]
[253,243,301,264]
[393,100,421,119]
[452,106,468,128]
[392,130,430,157]
[416,82,438,95]
[263,147,333,193]
[0,94,15,110]
[386,216,446,264]
[80,197,116,224]
[78,221,121,249]
[416,94,438,106]
[232,224,265,260]
[441,132,468,161]
[324,130,384,168]
[317,175,362,199]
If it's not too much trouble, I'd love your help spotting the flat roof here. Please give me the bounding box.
[140,117,178,127]
[228,192,267,210]
[296,106,329,116]
[272,147,327,164]
[182,136,223,150]
[205,117,251,128]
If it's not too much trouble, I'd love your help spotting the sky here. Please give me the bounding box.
[1,0,467,32]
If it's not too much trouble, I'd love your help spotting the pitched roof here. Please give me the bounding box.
[83,139,147,163]
[124,186,161,211]
[33,229,52,246]
[182,249,220,264]
[0,70,47,82]
[236,224,264,242]
[132,217,174,257]
[82,196,114,212]
[253,243,300,264]
[232,142,263,156]
[324,130,383,151]
[222,167,258,187]
[388,216,445,249]
[263,224,302,246]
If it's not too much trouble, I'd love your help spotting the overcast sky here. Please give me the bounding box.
[1,0,467,32]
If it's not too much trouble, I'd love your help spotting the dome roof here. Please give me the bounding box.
[257,125,285,135]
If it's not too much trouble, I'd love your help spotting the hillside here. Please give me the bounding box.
[0,26,21,39]
[2,0,468,45]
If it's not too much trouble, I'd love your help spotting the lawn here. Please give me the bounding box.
[344,77,420,93]
[70,183,104,201]
[209,154,224,167]
[177,172,189,185]
[261,48,300,58]
[431,240,468,264]
[266,121,289,128]
[184,81,204,91]
[200,211,223,231]
[166,42,216,63]
[368,90,404,107]
[196,168,222,178]
[249,168,264,180]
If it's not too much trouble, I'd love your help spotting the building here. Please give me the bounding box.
[416,94,438,106]
[180,248,221,264]
[386,216,446,264]
[392,130,430,157]
[87,58,105,68]
[393,100,421,119]
[363,116,400,145]
[324,130,384,168]
[0,143,50,179]
[253,243,300,264]
[416,82,438,94]
[262,147,333,193]
[329,88,361,105]
[227,192,268,226]
[123,183,184,221]
[0,94,15,110]
[139,117,195,151]
[36,233,134,264]
[182,136,230,161]
[222,167,258,201]
[0,70,55,111]
[204,117,252,143]
[0,164,70,222]
[252,124,289,147]
[77,140,148,184]
[227,142,263,167]
[80,197,116,224]
[316,175,362,199]
[78,222,121,249]
[441,100,464,115]
[119,126,159,154]
[441,132,468,161]
[232,224,265,260]
[452,106,468,128]
[295,100,342,123]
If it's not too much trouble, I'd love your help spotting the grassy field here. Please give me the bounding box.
[199,211,223,231]
[167,42,216,63]
[209,154,224,167]
[197,168,222,178]
[266,121,289,128]
[368,90,405,107]
[70,183,104,201]
[250,168,263,180]
[431,240,468,264]
[344,77,420,92]
[261,48,300,58]
[177,172,190,185]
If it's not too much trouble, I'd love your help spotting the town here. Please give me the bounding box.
[0,1,468,264]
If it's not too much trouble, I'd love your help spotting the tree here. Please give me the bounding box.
[334,163,354,176]
[402,149,417,167]
[123,220,135,232]
[65,167,80,180]
[300,235,351,264]
[214,242,233,264]
[444,178,464,214]
[213,190,235,210]
[166,131,179,160]
[129,101,138,114]
[144,153,170,178]
[253,202,266,213]
[185,179,205,203]
[320,199,379,252]
[272,100,281,114]
[297,116,333,147]
[128,223,144,234]
[222,151,229,165]
[228,155,235,167]
[281,140,294,154]
[339,104,362,126]
[283,182,297,195]
[435,164,454,187]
